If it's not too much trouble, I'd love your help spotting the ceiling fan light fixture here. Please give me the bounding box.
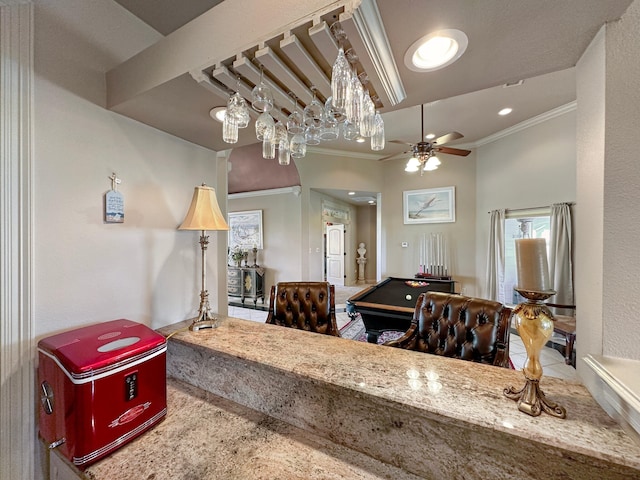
[406,157,421,169]
[405,29,468,72]
[422,157,439,171]
[405,163,420,173]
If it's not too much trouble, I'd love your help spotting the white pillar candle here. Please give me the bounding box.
[515,238,551,291]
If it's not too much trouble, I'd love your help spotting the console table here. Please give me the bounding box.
[227,266,265,306]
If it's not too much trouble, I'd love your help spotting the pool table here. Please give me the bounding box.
[347,276,456,343]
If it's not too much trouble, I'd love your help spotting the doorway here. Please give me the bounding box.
[325,223,345,286]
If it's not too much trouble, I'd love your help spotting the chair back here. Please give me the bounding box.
[385,291,512,368]
[266,282,340,336]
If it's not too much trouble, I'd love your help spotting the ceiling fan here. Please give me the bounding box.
[379,104,471,171]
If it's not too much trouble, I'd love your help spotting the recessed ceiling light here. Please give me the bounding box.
[404,29,468,72]
[425,133,436,140]
[356,137,366,143]
[498,107,513,116]
[348,191,356,196]
[209,106,226,123]
[368,200,375,204]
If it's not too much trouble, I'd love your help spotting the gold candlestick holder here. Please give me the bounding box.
[504,288,566,418]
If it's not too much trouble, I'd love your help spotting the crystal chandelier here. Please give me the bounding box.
[220,21,385,163]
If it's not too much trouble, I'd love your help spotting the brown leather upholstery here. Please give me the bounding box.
[384,291,512,368]
[266,282,340,336]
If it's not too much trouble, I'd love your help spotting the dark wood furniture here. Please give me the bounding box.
[385,291,513,368]
[347,276,456,343]
[546,302,576,367]
[228,266,265,306]
[266,282,340,336]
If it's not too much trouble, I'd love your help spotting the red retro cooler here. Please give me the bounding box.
[38,319,167,468]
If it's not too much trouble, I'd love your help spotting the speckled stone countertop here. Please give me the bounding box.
[160,316,640,479]
[77,378,423,480]
[65,316,640,479]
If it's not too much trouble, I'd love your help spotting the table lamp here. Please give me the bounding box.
[178,184,229,331]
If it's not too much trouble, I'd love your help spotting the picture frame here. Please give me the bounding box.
[403,186,456,224]
[228,210,263,249]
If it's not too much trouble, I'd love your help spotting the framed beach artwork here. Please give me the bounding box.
[403,186,456,224]
[228,210,263,249]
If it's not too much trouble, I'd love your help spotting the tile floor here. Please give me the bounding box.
[229,304,579,383]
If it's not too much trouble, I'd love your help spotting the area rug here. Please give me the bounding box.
[339,314,404,344]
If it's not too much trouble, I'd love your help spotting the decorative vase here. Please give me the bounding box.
[504,288,566,418]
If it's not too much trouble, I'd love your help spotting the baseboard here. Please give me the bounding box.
[228,300,269,311]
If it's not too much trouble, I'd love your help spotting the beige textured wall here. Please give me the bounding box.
[228,191,302,292]
[380,150,477,293]
[475,110,577,298]
[355,204,377,283]
[33,1,223,339]
[601,0,640,360]
[575,30,606,372]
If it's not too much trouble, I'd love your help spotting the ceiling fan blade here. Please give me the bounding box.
[377,150,412,162]
[389,139,413,146]
[434,131,464,145]
[434,145,472,156]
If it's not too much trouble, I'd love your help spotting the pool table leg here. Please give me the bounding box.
[366,331,379,344]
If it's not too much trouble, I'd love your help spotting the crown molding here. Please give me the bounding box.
[457,101,577,150]
[343,0,406,106]
[229,186,302,199]
[305,145,383,160]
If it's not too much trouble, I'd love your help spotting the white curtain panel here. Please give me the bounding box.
[485,209,505,302]
[549,203,574,308]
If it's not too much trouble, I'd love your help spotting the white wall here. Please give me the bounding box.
[601,0,640,360]
[573,1,640,439]
[475,110,577,298]
[575,30,606,366]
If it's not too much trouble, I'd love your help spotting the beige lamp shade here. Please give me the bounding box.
[178,185,229,231]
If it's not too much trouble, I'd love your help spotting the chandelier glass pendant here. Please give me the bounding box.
[220,21,385,161]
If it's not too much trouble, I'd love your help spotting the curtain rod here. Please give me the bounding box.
[487,202,575,214]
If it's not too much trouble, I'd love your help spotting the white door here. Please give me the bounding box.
[326,224,345,286]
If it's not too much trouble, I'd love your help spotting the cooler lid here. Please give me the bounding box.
[38,319,166,377]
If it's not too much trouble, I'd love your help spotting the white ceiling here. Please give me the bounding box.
[111,0,631,202]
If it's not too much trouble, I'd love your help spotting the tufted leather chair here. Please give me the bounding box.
[265,282,340,336]
[384,291,512,368]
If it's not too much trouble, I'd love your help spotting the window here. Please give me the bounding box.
[503,215,550,305]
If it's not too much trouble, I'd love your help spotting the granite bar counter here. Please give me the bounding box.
[58,315,640,479]
[72,378,422,480]
[160,316,640,479]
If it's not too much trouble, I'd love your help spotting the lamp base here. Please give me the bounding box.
[189,318,217,331]
[504,379,567,418]
[189,289,218,331]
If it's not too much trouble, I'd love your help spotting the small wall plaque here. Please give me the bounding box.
[104,173,124,223]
